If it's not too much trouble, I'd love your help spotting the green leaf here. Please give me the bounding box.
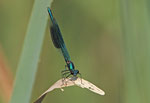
[10,0,53,103]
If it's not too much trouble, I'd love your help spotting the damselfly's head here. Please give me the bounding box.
[73,70,79,76]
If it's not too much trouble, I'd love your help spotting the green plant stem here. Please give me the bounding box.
[10,0,53,103]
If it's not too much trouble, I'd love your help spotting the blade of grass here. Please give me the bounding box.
[120,2,140,103]
[120,0,150,103]
[10,0,53,103]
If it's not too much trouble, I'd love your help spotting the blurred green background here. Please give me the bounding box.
[0,0,150,103]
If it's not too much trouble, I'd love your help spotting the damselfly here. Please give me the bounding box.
[47,8,82,80]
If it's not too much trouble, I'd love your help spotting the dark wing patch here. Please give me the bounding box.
[49,20,71,61]
[50,20,65,49]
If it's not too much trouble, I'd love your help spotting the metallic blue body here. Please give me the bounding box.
[47,8,80,77]
[47,7,71,62]
[47,8,53,21]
